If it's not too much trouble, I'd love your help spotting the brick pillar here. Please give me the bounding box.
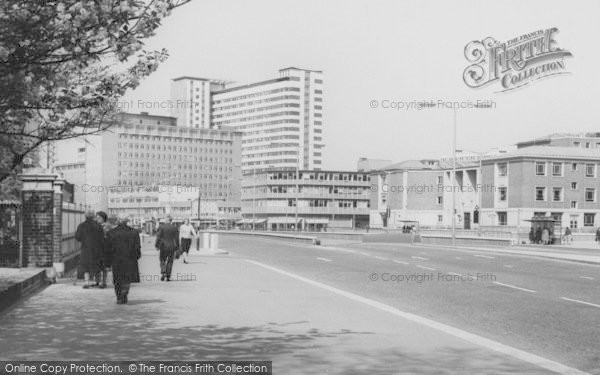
[19,169,58,268]
[53,179,65,274]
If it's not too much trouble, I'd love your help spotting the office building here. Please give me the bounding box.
[212,67,324,173]
[241,169,370,231]
[53,112,243,212]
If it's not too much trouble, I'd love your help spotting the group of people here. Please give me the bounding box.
[528,226,554,245]
[154,217,197,281]
[75,211,141,304]
[75,213,197,304]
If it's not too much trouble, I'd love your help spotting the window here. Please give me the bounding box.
[586,142,591,148]
[585,188,595,202]
[552,162,562,176]
[535,162,546,176]
[497,212,507,226]
[584,213,595,227]
[551,212,563,222]
[535,187,546,201]
[437,196,443,204]
[571,182,578,190]
[586,164,596,177]
[570,201,577,209]
[572,163,577,171]
[497,163,508,177]
[552,187,563,202]
[437,176,443,185]
[570,216,578,229]
[499,187,507,201]
[573,141,581,147]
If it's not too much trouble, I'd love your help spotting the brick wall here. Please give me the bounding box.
[21,191,54,267]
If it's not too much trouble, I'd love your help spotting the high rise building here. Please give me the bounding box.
[212,67,324,174]
[170,77,227,129]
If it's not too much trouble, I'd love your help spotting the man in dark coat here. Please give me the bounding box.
[75,210,104,289]
[105,215,141,304]
[155,216,179,281]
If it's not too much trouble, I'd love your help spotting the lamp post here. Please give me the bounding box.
[421,101,493,247]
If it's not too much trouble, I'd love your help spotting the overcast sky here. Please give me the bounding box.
[122,0,600,170]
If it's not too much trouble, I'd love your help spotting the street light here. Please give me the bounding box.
[421,101,493,247]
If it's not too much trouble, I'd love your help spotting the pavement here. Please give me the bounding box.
[0,236,587,374]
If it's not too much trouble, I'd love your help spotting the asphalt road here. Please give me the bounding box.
[219,236,600,374]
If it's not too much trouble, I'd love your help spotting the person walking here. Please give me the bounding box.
[528,228,534,244]
[95,211,113,288]
[179,219,196,264]
[75,210,104,289]
[105,215,141,304]
[155,216,179,281]
[595,227,600,246]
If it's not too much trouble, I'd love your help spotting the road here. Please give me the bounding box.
[219,235,600,374]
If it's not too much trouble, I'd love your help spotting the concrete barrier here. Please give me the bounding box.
[420,235,512,247]
[216,231,320,245]
[362,233,414,244]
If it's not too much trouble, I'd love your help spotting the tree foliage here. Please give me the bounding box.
[0,0,190,191]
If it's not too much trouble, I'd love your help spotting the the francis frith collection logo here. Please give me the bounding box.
[463,28,573,92]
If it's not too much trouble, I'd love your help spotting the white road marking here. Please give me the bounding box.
[374,256,387,261]
[561,297,600,309]
[411,256,429,260]
[358,252,371,257]
[473,254,496,259]
[246,259,587,375]
[316,257,332,262]
[579,276,594,280]
[493,282,537,293]
[504,265,513,268]
[393,260,409,265]
[416,265,436,271]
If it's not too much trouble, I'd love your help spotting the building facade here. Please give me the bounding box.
[241,169,370,231]
[212,67,324,173]
[170,77,227,129]
[480,146,600,230]
[53,112,243,213]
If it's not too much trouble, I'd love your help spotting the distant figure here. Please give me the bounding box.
[541,227,550,245]
[155,216,179,281]
[564,227,572,244]
[595,228,600,245]
[105,215,140,304]
[535,227,542,244]
[75,210,104,288]
[95,211,112,288]
[528,228,534,244]
[179,219,196,264]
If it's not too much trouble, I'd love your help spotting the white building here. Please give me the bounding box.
[211,67,324,173]
[170,77,227,129]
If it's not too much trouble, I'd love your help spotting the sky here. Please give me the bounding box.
[122,0,600,170]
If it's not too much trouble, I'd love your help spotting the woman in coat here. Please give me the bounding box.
[75,210,105,288]
[105,215,141,304]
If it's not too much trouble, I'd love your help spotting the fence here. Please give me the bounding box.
[1,169,89,271]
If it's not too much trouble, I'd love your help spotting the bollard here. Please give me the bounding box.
[210,233,219,250]
[202,232,211,250]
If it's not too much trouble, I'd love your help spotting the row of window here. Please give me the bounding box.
[117,134,233,145]
[534,162,596,177]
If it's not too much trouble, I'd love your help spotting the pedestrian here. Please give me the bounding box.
[179,218,196,264]
[95,211,113,288]
[75,210,105,289]
[541,227,550,245]
[595,227,600,245]
[564,227,572,245]
[155,216,179,281]
[105,215,141,304]
[535,227,542,244]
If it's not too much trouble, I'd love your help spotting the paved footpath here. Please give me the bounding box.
[0,239,582,374]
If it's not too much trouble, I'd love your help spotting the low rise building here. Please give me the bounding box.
[241,169,371,231]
